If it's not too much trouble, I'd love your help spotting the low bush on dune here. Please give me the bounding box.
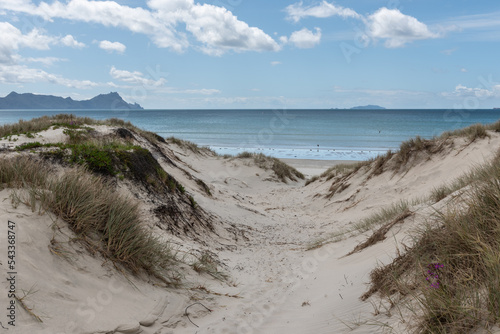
[12,124,186,194]
[1,156,179,284]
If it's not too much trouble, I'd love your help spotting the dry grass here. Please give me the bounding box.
[441,123,490,142]
[166,136,216,155]
[429,151,500,204]
[362,155,500,333]
[346,209,413,256]
[191,251,228,281]
[352,200,410,234]
[306,200,411,250]
[0,114,165,145]
[234,152,305,183]
[3,156,179,284]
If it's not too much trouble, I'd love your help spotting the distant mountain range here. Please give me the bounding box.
[0,92,143,110]
[350,105,386,110]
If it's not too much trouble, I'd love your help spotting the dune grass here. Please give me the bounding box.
[306,200,411,250]
[2,156,179,284]
[429,151,500,203]
[0,114,165,145]
[166,136,216,155]
[362,155,500,333]
[233,151,305,183]
[441,123,490,142]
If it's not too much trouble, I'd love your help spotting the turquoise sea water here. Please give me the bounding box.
[1,109,500,160]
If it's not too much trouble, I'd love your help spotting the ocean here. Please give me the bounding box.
[1,109,500,160]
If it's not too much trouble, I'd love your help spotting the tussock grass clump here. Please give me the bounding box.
[395,136,446,166]
[0,156,47,189]
[322,161,368,179]
[441,123,489,142]
[486,120,500,132]
[2,156,178,283]
[363,157,500,332]
[166,136,215,155]
[235,152,305,183]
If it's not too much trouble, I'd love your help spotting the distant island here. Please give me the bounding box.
[0,92,143,110]
[350,105,386,110]
[351,104,385,109]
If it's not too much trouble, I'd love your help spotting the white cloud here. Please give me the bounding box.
[0,21,98,88]
[366,8,439,48]
[284,3,440,48]
[285,1,360,22]
[153,1,280,54]
[0,22,58,63]
[181,88,220,95]
[444,84,500,98]
[0,64,98,88]
[0,22,87,64]
[271,61,281,66]
[0,0,280,55]
[21,56,67,66]
[99,40,126,54]
[60,34,85,48]
[460,68,467,73]
[109,66,166,86]
[288,27,321,48]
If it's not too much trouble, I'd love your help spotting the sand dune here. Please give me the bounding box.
[1,119,500,333]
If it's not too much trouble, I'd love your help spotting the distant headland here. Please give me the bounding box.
[0,92,143,110]
[350,105,386,110]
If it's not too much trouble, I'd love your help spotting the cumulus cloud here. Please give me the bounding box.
[0,63,98,88]
[60,34,85,48]
[284,2,440,48]
[152,1,280,55]
[285,1,360,22]
[109,66,166,86]
[0,22,57,63]
[366,8,439,48]
[99,40,126,54]
[0,0,280,55]
[287,27,321,48]
[0,22,87,64]
[0,21,98,88]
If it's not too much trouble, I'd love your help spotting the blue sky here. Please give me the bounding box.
[0,0,499,109]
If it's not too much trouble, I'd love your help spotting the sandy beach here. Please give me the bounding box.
[279,158,357,178]
[1,117,500,334]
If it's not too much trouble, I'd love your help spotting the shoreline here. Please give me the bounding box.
[279,158,357,178]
